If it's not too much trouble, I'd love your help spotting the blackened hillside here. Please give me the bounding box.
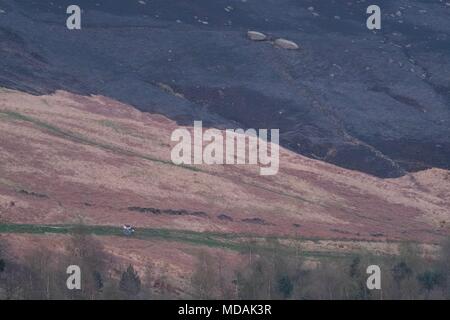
[0,0,449,177]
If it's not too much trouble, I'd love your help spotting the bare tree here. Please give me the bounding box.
[65,225,107,299]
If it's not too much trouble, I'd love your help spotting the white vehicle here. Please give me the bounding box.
[122,225,136,236]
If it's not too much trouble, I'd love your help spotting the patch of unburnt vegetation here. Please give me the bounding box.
[128,207,208,218]
[241,218,272,226]
[156,82,186,100]
[17,189,48,199]
[217,214,233,222]
[371,233,384,238]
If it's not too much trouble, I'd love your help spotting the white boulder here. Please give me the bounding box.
[247,31,267,41]
[274,38,299,50]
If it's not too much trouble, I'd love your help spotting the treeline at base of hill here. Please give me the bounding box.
[0,228,449,300]
[191,238,450,300]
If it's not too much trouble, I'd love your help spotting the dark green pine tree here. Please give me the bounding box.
[119,265,141,298]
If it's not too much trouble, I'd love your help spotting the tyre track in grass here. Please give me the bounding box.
[0,223,355,259]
